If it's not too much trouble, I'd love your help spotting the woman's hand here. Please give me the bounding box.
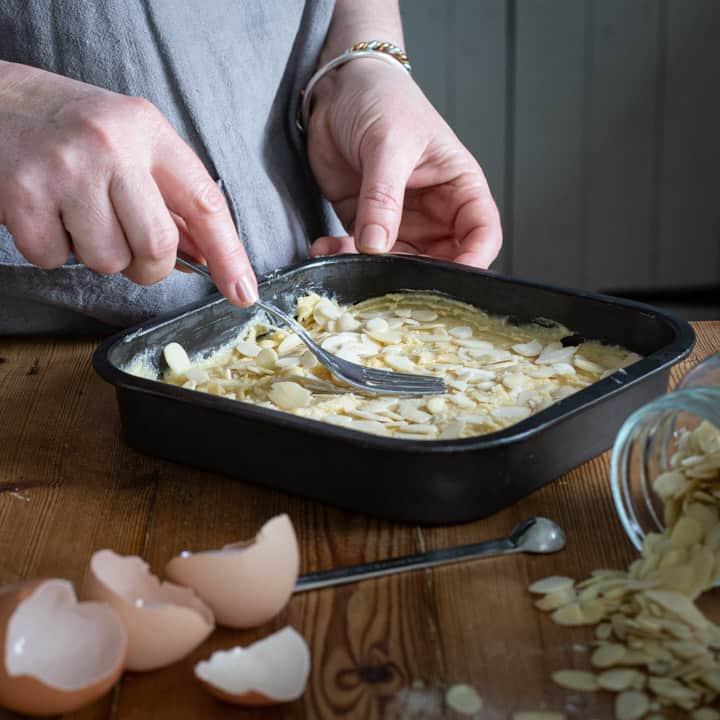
[307,60,502,268]
[0,62,257,305]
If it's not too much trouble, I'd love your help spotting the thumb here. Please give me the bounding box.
[355,142,414,255]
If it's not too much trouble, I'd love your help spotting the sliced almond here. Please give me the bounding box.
[445,684,483,715]
[449,326,473,339]
[164,342,192,374]
[534,588,576,612]
[528,576,575,595]
[512,340,543,357]
[337,313,360,332]
[615,690,649,720]
[412,309,438,322]
[692,709,720,720]
[255,348,277,370]
[670,517,704,547]
[235,341,261,358]
[385,355,414,372]
[551,669,598,692]
[597,669,644,692]
[268,382,312,411]
[551,603,586,626]
[426,397,446,414]
[277,334,303,355]
[591,644,627,669]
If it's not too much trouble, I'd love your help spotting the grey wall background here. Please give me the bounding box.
[400,0,720,295]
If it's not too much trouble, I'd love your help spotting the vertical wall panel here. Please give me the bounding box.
[452,0,509,273]
[403,0,719,294]
[403,0,508,273]
[511,0,588,287]
[585,0,661,291]
[401,1,451,117]
[656,0,720,287]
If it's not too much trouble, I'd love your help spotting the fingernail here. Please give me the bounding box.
[235,274,258,305]
[358,224,387,253]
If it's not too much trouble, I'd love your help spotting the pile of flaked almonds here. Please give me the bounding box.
[528,420,720,720]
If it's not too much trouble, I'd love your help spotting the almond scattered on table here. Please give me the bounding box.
[529,420,720,719]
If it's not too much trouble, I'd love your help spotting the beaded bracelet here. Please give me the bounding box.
[296,40,412,133]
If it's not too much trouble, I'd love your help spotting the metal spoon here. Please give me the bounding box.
[175,255,446,396]
[294,517,566,593]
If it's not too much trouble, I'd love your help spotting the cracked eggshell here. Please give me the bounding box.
[0,579,127,717]
[165,514,299,629]
[194,626,310,706]
[84,550,214,671]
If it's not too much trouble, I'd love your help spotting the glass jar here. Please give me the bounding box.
[610,352,720,551]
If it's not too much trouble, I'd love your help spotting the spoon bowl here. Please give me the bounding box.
[511,517,566,554]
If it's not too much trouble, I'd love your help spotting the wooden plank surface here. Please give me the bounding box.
[0,322,718,719]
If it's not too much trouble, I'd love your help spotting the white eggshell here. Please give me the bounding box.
[84,550,214,671]
[0,579,127,716]
[165,514,299,629]
[194,626,310,705]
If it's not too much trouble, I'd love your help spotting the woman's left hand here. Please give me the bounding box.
[306,60,502,268]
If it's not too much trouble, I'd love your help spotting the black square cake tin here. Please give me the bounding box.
[93,255,695,524]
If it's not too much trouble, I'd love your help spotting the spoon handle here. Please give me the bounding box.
[294,535,519,593]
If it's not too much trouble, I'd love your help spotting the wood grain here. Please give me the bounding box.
[0,322,717,719]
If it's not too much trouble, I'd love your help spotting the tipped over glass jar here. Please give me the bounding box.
[610,352,720,564]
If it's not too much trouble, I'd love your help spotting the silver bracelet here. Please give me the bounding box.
[296,41,412,133]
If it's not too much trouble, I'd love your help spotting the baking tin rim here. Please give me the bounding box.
[93,255,696,455]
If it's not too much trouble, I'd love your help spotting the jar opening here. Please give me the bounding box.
[611,388,720,550]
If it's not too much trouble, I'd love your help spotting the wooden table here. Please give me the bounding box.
[0,322,718,720]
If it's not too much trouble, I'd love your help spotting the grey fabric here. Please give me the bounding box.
[0,0,338,334]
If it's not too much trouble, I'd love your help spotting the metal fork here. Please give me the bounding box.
[175,256,446,396]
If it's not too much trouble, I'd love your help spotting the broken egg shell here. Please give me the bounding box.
[165,514,299,629]
[0,579,127,717]
[194,626,310,706]
[84,550,214,672]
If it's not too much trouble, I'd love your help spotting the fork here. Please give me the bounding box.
[175,256,446,396]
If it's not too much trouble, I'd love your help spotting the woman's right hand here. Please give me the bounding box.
[0,61,258,305]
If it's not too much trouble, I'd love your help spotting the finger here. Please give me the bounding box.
[452,194,503,269]
[61,186,132,275]
[170,211,205,265]
[109,168,178,285]
[355,134,416,255]
[152,133,257,306]
[5,207,71,270]
[309,236,357,257]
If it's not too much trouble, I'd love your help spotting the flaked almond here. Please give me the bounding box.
[528,576,575,595]
[268,382,311,411]
[551,670,598,692]
[164,342,191,374]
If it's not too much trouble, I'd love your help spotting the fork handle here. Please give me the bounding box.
[175,255,213,281]
[175,254,308,339]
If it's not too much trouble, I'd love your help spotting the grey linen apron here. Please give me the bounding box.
[0,0,337,333]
